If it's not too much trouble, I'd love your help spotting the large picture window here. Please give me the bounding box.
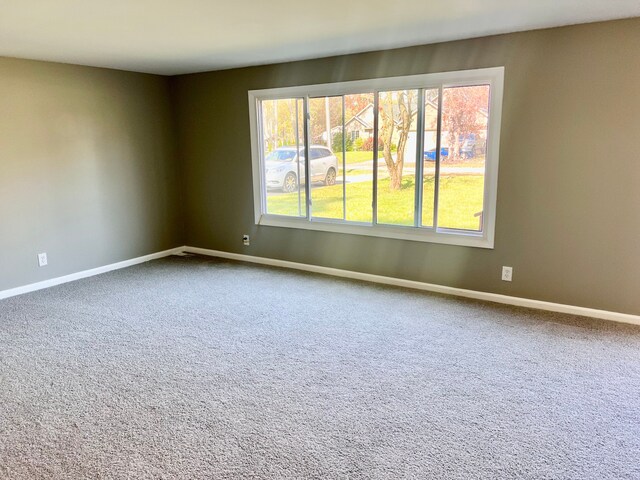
[249,67,504,248]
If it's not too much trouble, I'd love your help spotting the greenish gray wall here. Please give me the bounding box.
[0,58,181,291]
[172,18,640,315]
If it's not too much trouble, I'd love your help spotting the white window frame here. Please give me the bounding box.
[248,67,504,249]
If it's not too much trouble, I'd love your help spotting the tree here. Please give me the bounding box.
[379,90,415,190]
[262,99,303,152]
[345,94,372,119]
[308,97,342,145]
[442,86,489,160]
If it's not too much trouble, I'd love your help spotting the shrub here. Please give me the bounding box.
[361,137,384,151]
[331,132,354,152]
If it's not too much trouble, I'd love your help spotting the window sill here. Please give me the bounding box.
[257,215,494,249]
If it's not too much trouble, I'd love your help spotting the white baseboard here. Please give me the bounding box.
[184,246,640,327]
[3,245,638,327]
[0,247,183,301]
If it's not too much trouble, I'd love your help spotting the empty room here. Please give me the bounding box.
[1,1,639,478]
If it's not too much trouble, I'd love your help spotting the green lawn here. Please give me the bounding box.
[335,150,374,165]
[266,174,484,230]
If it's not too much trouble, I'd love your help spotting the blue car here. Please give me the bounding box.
[424,147,449,161]
[425,134,485,160]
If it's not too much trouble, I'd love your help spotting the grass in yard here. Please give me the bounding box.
[376,177,415,226]
[440,156,486,168]
[266,175,484,231]
[335,150,374,165]
[434,175,484,230]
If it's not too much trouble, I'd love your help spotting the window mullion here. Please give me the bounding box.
[414,89,425,227]
[342,95,346,221]
[294,99,302,217]
[372,91,379,225]
[257,100,268,217]
[303,96,312,220]
[433,86,444,230]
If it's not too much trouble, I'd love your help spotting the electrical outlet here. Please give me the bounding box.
[243,235,250,246]
[38,253,48,267]
[502,266,513,282]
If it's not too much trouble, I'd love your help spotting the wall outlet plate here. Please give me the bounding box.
[38,252,48,267]
[243,235,250,246]
[502,266,513,282]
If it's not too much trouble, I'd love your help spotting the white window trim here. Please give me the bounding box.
[248,67,504,249]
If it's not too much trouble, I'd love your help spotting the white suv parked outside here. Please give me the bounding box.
[265,146,338,192]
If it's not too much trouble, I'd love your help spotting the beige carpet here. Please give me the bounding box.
[0,255,639,479]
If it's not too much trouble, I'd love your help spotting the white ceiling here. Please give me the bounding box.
[0,0,638,76]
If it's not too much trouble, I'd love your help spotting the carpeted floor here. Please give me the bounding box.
[0,255,639,479]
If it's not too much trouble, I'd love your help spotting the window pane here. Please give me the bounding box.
[309,96,343,220]
[376,89,418,226]
[437,85,490,231]
[421,89,439,227]
[261,98,306,217]
[344,93,374,223]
